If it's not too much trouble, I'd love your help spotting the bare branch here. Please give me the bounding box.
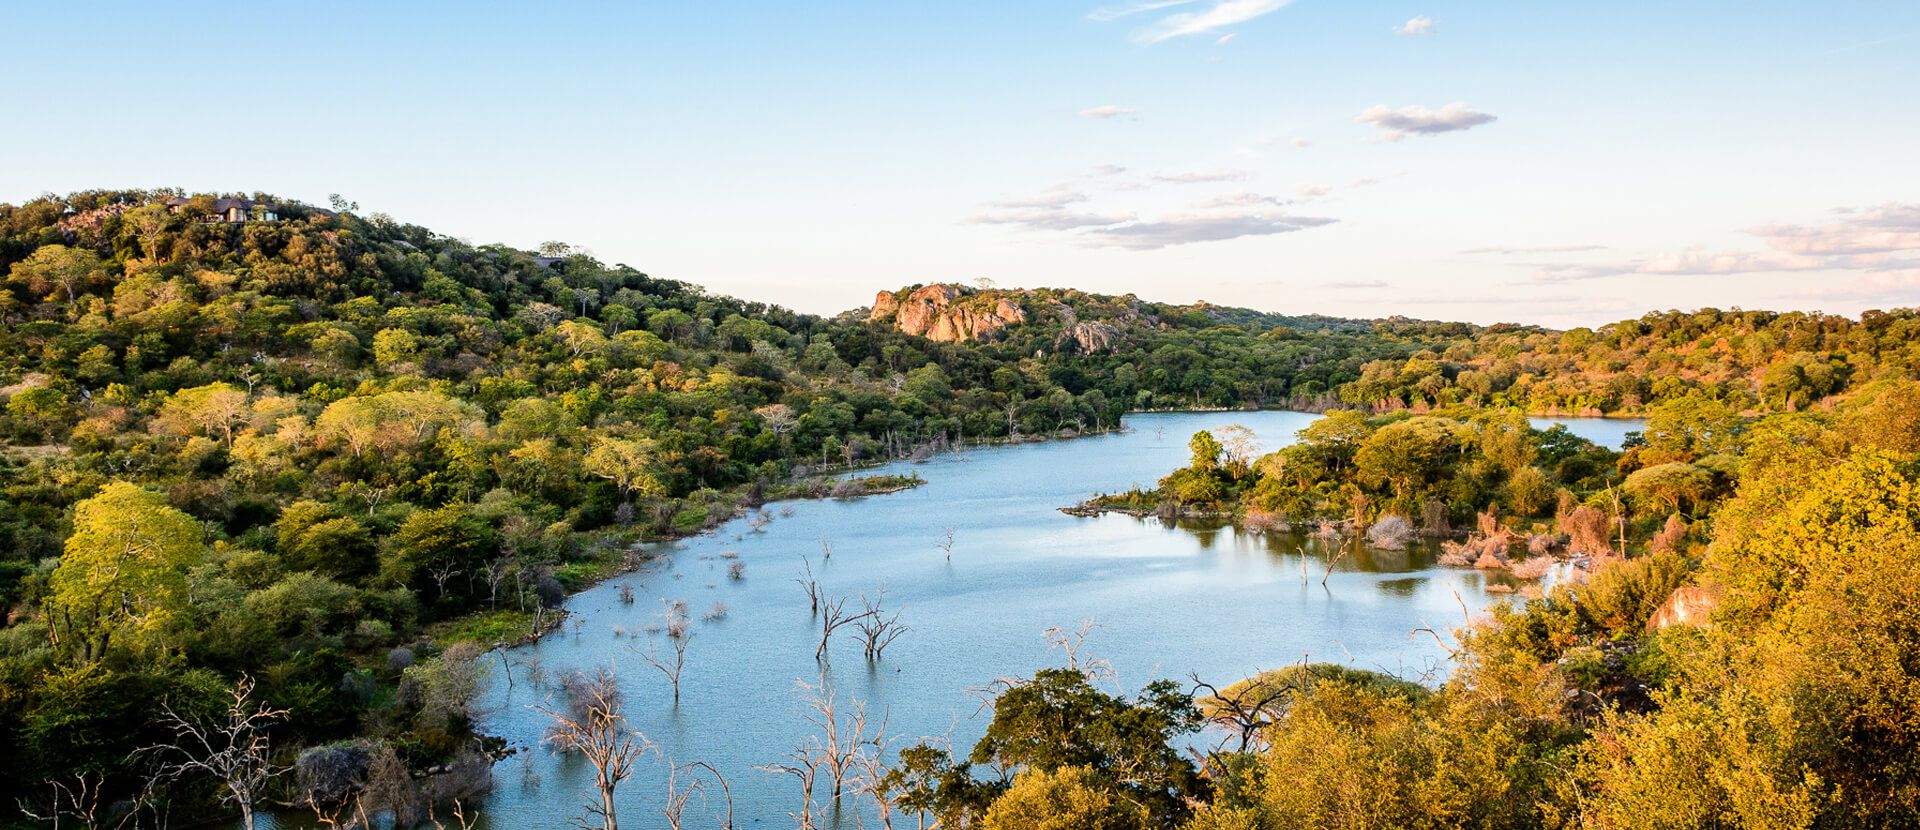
[136,673,287,830]
[854,590,910,661]
[629,599,692,705]
[816,595,878,661]
[537,668,654,830]
[794,555,824,614]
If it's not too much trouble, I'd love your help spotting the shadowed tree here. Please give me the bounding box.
[139,674,288,830]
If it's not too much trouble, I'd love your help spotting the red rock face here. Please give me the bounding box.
[867,285,1026,343]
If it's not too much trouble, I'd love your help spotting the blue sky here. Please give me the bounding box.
[5,1,1919,326]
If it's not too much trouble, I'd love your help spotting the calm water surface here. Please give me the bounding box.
[400,412,1633,827]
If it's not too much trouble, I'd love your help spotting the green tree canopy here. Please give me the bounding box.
[48,482,205,662]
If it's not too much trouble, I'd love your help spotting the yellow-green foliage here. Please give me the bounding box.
[1190,683,1537,830]
[47,482,205,662]
[983,766,1152,830]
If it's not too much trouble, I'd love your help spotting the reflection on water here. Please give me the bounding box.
[264,411,1634,828]
[1376,576,1430,598]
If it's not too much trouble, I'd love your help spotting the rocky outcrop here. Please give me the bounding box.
[1058,321,1120,354]
[1647,584,1721,631]
[868,285,1027,343]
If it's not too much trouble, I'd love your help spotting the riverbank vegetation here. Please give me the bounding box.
[3,188,1918,827]
[942,381,1920,829]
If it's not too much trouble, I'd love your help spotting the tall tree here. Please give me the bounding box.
[585,437,665,502]
[47,483,204,662]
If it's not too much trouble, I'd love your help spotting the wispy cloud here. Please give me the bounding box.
[1087,0,1198,22]
[1322,280,1389,289]
[1080,210,1337,249]
[1527,203,1920,282]
[1294,183,1332,199]
[1097,0,1296,45]
[1395,16,1436,36]
[1347,172,1407,188]
[1461,244,1607,255]
[1356,102,1497,141]
[1080,104,1136,119]
[1150,168,1248,184]
[1290,137,1312,148]
[968,190,1137,230]
[1190,191,1291,208]
[968,208,1139,232]
[1752,203,1920,255]
[965,187,1334,250]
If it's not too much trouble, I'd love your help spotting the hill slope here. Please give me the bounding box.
[1,189,1917,822]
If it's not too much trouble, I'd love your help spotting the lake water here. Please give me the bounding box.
[442,411,1635,827]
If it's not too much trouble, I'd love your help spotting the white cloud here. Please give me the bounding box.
[1322,280,1390,289]
[1291,137,1312,148]
[1216,33,1236,45]
[1111,0,1295,45]
[1088,164,1130,176]
[1294,182,1332,199]
[1355,102,1497,141]
[1079,104,1136,119]
[1395,16,1436,36]
[1150,168,1249,184]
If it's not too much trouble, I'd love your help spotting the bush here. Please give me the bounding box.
[1365,515,1412,550]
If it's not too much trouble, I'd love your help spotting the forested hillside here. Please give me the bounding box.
[2,188,1917,826]
[1338,307,1920,414]
[861,283,1920,416]
[0,189,1290,820]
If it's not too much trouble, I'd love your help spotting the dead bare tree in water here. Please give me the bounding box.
[138,673,287,830]
[427,799,482,830]
[539,668,654,830]
[662,763,701,830]
[1321,536,1351,587]
[816,595,878,661]
[936,528,955,562]
[851,718,900,830]
[758,736,824,830]
[795,555,824,613]
[760,675,890,829]
[856,590,910,660]
[685,761,736,830]
[631,598,693,704]
[820,689,884,802]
